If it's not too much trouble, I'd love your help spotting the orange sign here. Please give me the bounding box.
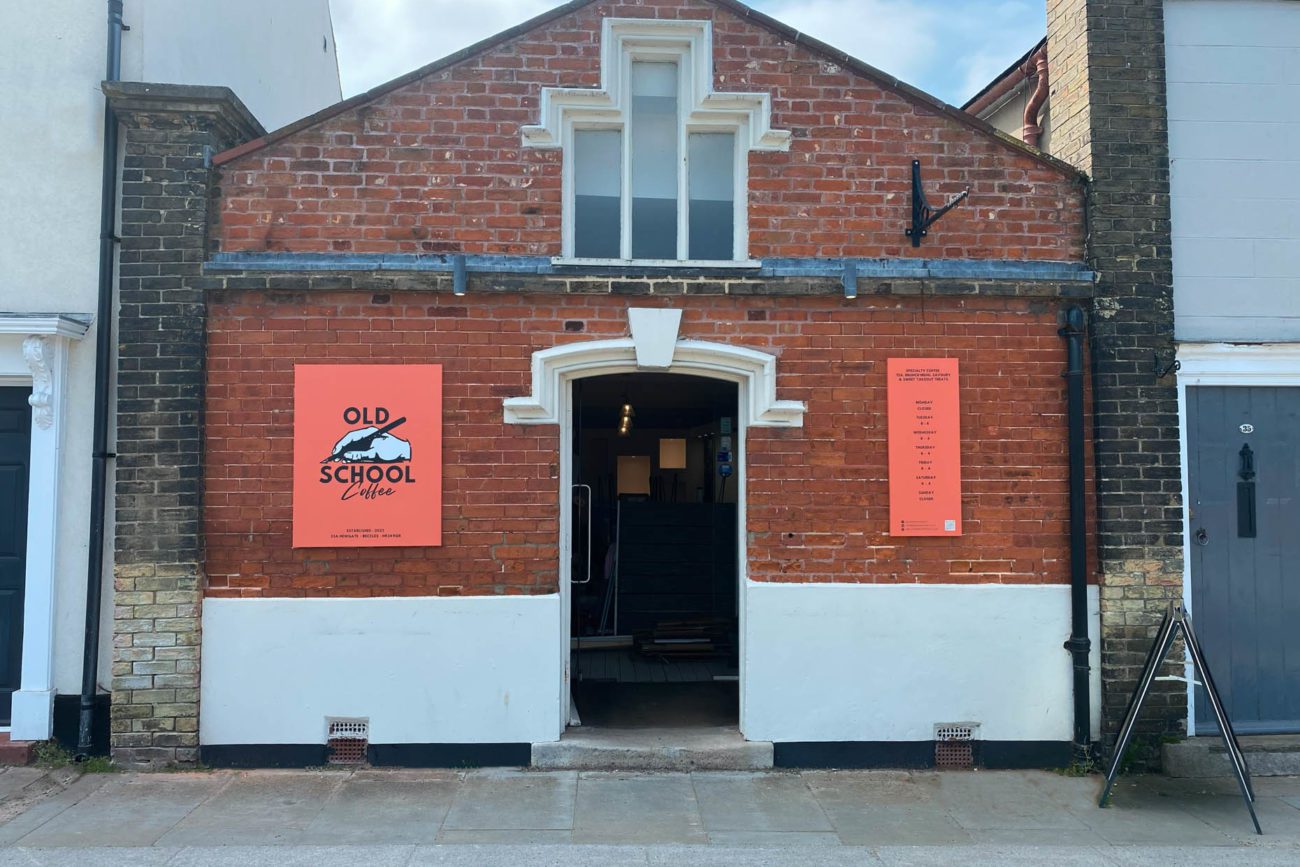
[887,358,961,536]
[293,364,442,548]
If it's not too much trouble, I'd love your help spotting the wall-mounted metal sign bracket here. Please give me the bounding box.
[905,159,969,248]
[1098,601,1262,835]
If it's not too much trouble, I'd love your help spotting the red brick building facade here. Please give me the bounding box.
[108,0,1101,768]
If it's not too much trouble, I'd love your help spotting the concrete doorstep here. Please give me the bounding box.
[0,767,1293,865]
[531,726,774,770]
[1165,736,1300,778]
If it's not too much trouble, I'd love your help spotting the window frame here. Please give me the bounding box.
[556,42,756,268]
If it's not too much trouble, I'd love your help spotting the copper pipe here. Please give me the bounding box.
[1022,48,1050,149]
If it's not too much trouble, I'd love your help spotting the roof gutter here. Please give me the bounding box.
[78,0,124,759]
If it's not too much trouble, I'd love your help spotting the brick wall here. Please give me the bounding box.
[105,83,264,768]
[204,279,1097,598]
[1046,0,1184,750]
[214,0,1083,262]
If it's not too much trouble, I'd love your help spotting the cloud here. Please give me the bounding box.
[328,0,1045,106]
[760,0,1044,105]
[761,0,940,85]
[330,0,560,96]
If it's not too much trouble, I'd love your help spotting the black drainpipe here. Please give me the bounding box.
[1060,305,1092,762]
[78,0,125,758]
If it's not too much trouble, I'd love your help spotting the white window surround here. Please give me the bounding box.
[521,17,791,266]
[1175,342,1300,737]
[0,314,91,740]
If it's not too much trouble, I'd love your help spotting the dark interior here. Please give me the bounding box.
[570,373,740,728]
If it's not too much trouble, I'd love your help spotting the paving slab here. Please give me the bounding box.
[821,804,972,846]
[874,845,1112,866]
[803,770,969,844]
[691,772,832,832]
[168,844,415,867]
[412,842,650,865]
[572,772,705,844]
[1079,789,1235,846]
[14,774,226,848]
[153,771,342,847]
[965,827,1110,846]
[434,829,573,844]
[440,769,576,831]
[0,775,112,846]
[646,845,879,865]
[1172,793,1300,842]
[937,771,1091,831]
[0,769,50,802]
[300,775,457,844]
[802,770,938,805]
[706,831,841,846]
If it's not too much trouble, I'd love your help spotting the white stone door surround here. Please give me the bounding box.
[0,314,91,738]
[504,307,805,736]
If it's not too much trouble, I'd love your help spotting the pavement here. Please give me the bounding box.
[0,765,1296,865]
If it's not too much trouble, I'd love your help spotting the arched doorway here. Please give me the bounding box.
[502,310,805,741]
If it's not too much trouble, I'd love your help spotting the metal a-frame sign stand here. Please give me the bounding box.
[1098,601,1262,835]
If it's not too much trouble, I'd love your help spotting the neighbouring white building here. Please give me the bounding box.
[971,0,1300,744]
[0,0,340,747]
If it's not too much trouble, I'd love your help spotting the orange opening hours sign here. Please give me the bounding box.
[293,364,443,548]
[887,358,961,536]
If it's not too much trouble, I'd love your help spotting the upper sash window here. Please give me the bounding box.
[523,18,790,266]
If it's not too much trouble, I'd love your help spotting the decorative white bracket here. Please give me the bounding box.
[521,18,791,152]
[23,336,54,429]
[503,308,804,427]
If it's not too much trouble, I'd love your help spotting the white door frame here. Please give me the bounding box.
[502,314,805,738]
[0,315,91,738]
[1176,342,1300,736]
[558,368,752,732]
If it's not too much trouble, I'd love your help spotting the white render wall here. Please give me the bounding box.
[121,0,341,131]
[0,1,339,706]
[2,4,113,702]
[1166,0,1300,342]
[200,596,564,745]
[743,583,1101,743]
[200,585,1099,747]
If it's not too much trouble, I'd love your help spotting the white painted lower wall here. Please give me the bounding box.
[742,583,1102,743]
[200,595,562,745]
[201,584,1100,749]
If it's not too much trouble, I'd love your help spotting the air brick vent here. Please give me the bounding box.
[326,718,369,765]
[934,723,976,769]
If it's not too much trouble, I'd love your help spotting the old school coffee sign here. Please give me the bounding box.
[293,364,443,547]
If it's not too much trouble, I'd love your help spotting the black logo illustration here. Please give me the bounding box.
[319,407,415,501]
[322,415,411,464]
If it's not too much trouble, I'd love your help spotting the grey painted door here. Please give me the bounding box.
[1188,386,1300,734]
[0,387,30,724]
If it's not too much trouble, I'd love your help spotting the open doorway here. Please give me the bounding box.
[568,373,740,731]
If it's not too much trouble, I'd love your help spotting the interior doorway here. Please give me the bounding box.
[568,373,740,731]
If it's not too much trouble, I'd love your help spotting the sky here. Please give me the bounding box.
[328,0,1046,108]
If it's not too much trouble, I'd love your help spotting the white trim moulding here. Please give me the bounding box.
[503,309,805,428]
